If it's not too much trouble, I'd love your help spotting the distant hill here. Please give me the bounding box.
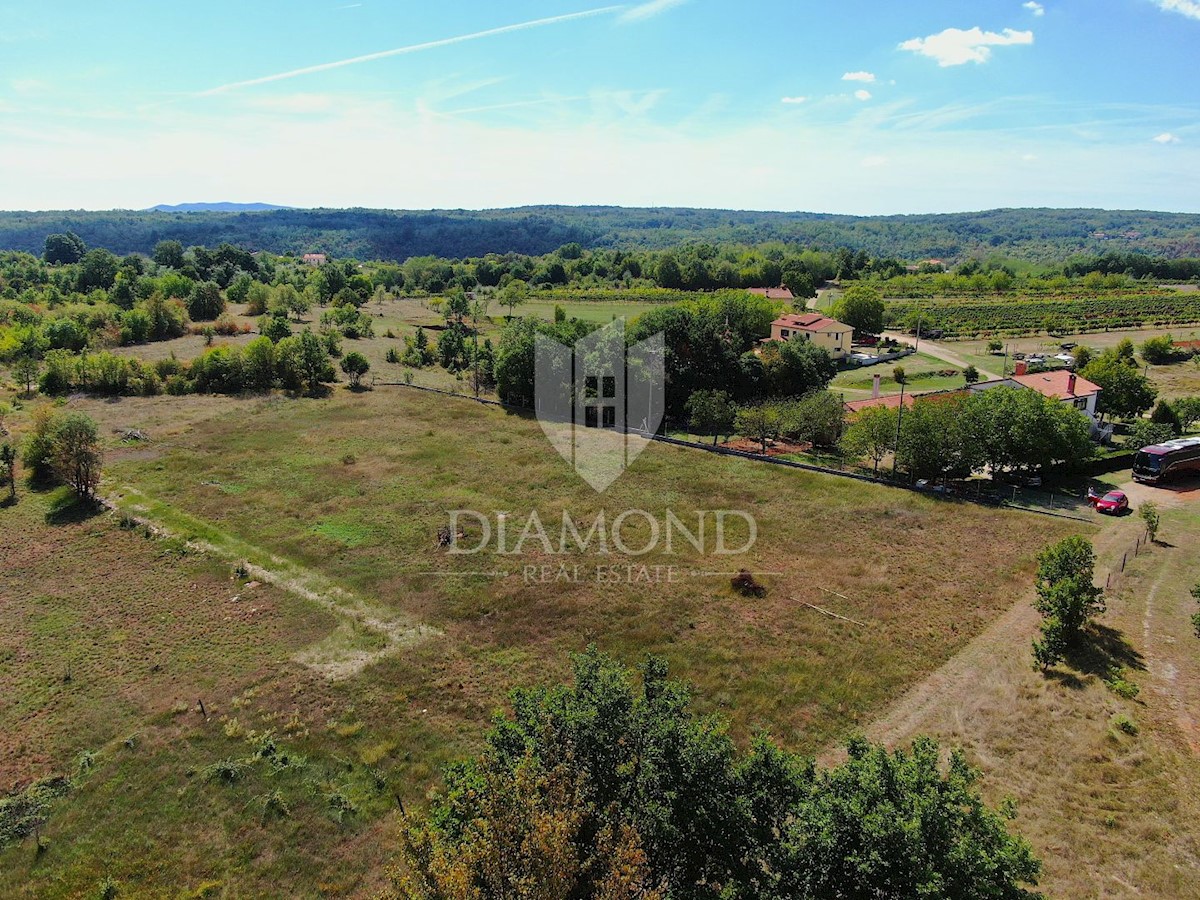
[145,202,293,212]
[1,205,1198,264]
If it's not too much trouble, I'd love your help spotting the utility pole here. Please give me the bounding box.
[914,312,923,353]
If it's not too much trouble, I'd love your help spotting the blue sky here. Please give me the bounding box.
[1,0,1197,213]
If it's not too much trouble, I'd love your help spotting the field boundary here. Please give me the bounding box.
[373,379,1094,523]
[101,488,441,680]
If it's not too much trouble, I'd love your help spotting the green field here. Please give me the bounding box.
[0,384,1085,896]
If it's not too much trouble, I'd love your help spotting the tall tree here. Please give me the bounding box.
[831,283,885,335]
[51,412,102,500]
[842,404,897,474]
[1080,351,1157,420]
[43,232,86,265]
[685,389,737,445]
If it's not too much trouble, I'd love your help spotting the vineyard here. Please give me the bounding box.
[883,293,1200,338]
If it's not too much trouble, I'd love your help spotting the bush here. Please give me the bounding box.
[1110,714,1139,736]
[1141,334,1183,365]
[339,351,370,388]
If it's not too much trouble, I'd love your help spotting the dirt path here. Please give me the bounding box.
[105,486,440,680]
[881,331,1001,381]
[838,491,1200,896]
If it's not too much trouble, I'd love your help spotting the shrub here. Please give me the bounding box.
[1141,334,1183,365]
[340,351,370,387]
[1139,502,1160,543]
[1110,714,1139,736]
[203,758,247,784]
[1104,666,1140,699]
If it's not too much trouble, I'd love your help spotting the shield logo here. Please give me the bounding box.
[535,319,665,493]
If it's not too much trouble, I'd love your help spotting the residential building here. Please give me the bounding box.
[767,313,854,360]
[748,287,795,301]
[970,370,1101,417]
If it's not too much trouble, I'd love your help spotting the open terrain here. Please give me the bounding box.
[847,476,1200,898]
[1,382,1089,896]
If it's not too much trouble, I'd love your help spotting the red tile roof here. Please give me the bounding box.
[771,313,850,333]
[1009,370,1100,400]
[749,287,795,300]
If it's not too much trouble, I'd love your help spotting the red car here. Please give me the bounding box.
[1088,489,1129,515]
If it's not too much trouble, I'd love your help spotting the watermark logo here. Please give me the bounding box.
[535,318,664,493]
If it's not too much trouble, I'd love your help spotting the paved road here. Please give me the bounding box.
[881,331,1002,381]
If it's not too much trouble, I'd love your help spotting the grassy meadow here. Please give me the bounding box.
[0,381,1089,896]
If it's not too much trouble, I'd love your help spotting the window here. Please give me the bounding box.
[584,375,598,398]
[602,375,616,398]
[584,406,599,428]
[780,328,790,339]
[602,406,615,427]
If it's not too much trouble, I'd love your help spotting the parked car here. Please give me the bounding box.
[1012,352,1026,360]
[1026,354,1046,365]
[1087,488,1129,515]
[857,334,879,346]
[1053,353,1076,367]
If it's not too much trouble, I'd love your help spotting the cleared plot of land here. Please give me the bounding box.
[77,385,1086,750]
[2,384,1087,896]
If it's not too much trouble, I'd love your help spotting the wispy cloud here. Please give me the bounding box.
[1153,0,1200,20]
[1153,132,1182,143]
[899,26,1034,66]
[854,89,872,101]
[198,6,623,95]
[1023,2,1045,16]
[619,0,690,23]
[842,71,876,83]
[780,96,807,104]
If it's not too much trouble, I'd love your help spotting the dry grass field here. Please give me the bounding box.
[0,378,1093,895]
[853,480,1200,898]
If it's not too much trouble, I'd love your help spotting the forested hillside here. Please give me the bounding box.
[1,206,1198,264]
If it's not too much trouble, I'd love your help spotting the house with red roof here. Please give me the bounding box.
[748,287,795,301]
[970,370,1101,418]
[767,312,854,360]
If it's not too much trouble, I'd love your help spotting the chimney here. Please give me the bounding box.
[1015,360,1028,377]
[1068,372,1077,395]
[872,373,881,399]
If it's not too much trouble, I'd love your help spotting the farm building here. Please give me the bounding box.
[767,313,854,360]
[302,253,327,266]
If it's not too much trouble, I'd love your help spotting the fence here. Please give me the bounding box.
[1105,530,1150,594]
[374,379,1095,523]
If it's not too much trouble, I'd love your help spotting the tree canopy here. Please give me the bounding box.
[396,648,1043,900]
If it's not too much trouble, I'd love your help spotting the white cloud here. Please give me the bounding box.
[899,26,1034,67]
[1022,152,1038,161]
[780,96,807,104]
[1153,132,1182,143]
[1023,2,1045,16]
[854,89,872,101]
[619,0,689,23]
[1153,0,1200,20]
[861,155,889,167]
[842,71,876,83]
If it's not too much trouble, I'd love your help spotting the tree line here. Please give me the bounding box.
[4,206,1200,264]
